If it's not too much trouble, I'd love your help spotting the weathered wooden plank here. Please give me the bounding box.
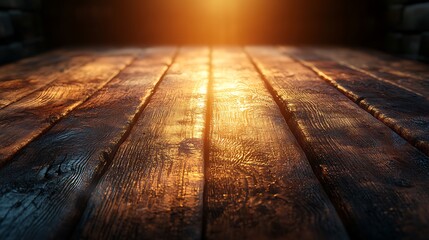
[283,47,429,157]
[0,51,134,166]
[312,47,429,98]
[0,47,176,240]
[0,49,79,80]
[74,47,209,239]
[0,54,93,109]
[353,48,429,80]
[206,48,348,239]
[0,48,135,81]
[247,46,429,239]
[0,49,144,109]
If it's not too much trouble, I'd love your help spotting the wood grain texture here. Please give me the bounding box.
[206,48,348,239]
[0,49,103,82]
[0,49,143,109]
[282,47,429,157]
[0,50,72,80]
[247,46,429,239]
[0,51,134,166]
[0,47,176,240]
[75,47,209,240]
[0,54,93,109]
[311,47,429,99]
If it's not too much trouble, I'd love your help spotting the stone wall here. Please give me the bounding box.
[0,0,44,64]
[386,0,429,60]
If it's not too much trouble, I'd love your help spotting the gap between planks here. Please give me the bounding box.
[201,47,214,240]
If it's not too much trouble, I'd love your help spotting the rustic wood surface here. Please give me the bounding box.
[0,50,78,80]
[0,54,93,109]
[0,47,175,239]
[0,46,428,240]
[206,48,347,239]
[0,52,134,166]
[283,47,429,157]
[311,47,429,98]
[247,46,429,239]
[75,47,209,239]
[0,49,133,110]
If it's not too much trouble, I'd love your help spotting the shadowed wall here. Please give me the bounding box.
[0,0,44,64]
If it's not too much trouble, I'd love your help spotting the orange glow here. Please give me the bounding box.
[124,0,278,44]
[194,0,277,44]
[44,0,375,45]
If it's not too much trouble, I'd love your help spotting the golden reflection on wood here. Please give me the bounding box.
[206,48,347,239]
[76,48,209,239]
[0,47,429,239]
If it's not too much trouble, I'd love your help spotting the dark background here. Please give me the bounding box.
[41,0,384,47]
[2,0,429,64]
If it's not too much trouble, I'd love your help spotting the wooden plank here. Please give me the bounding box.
[0,47,176,240]
[0,51,134,166]
[0,49,80,80]
[0,54,93,109]
[247,46,429,239]
[311,47,429,98]
[282,47,429,157]
[352,48,429,80]
[206,48,348,239]
[0,49,142,109]
[74,47,209,239]
[0,48,134,81]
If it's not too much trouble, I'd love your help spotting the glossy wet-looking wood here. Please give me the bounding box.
[0,47,428,240]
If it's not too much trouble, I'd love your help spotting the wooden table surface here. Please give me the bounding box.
[0,47,428,239]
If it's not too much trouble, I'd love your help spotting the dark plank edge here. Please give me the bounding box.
[201,47,214,239]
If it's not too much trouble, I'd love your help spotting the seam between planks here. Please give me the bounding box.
[201,47,214,240]
[285,48,429,157]
[0,55,136,170]
[67,48,180,240]
[243,47,353,239]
